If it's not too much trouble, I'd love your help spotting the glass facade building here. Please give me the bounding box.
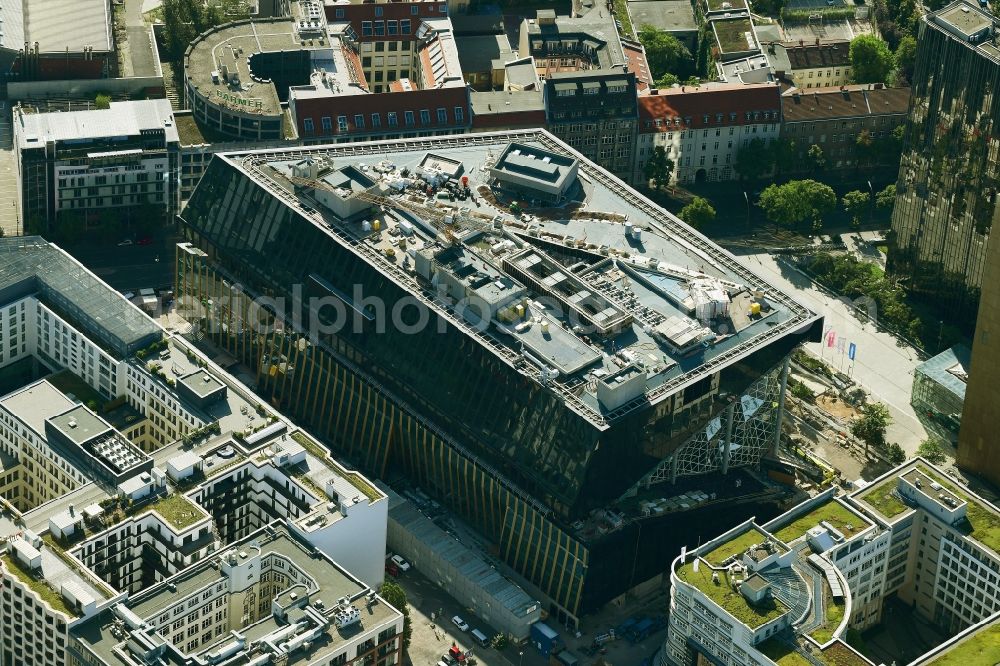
[175,133,820,622]
[889,2,1000,323]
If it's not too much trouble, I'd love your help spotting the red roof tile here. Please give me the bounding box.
[638,83,781,132]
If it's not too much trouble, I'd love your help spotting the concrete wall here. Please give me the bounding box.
[8,77,165,102]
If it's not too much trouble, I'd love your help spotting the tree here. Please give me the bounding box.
[886,442,906,465]
[380,581,412,650]
[842,190,869,228]
[638,25,693,79]
[734,138,773,181]
[850,35,895,84]
[807,144,826,173]
[771,138,797,176]
[851,402,892,457]
[855,129,877,167]
[161,0,248,64]
[655,73,679,88]
[876,184,896,210]
[95,93,111,110]
[917,438,948,464]
[757,179,837,228]
[643,146,675,192]
[894,35,917,84]
[679,197,716,228]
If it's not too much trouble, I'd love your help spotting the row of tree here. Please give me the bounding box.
[160,0,249,64]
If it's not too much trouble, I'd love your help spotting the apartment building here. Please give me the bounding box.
[780,85,910,172]
[523,10,640,181]
[767,40,853,89]
[67,525,403,666]
[662,457,1000,666]
[14,100,180,232]
[0,236,399,666]
[635,82,782,184]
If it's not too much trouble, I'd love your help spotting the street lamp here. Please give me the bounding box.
[519,650,524,666]
[743,191,750,229]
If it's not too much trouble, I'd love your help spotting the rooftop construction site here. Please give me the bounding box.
[226,132,818,426]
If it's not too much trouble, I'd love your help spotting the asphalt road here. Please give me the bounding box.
[736,249,929,453]
[124,0,159,77]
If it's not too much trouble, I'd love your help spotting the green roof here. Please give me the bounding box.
[857,475,909,519]
[144,493,207,530]
[916,465,1000,556]
[703,526,773,566]
[1,554,76,617]
[290,431,381,502]
[923,620,1000,665]
[676,559,788,628]
[773,499,869,544]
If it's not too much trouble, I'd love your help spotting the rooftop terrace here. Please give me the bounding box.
[676,558,789,628]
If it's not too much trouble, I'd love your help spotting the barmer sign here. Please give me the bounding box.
[216,91,263,109]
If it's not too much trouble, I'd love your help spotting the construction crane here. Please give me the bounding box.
[287,175,497,240]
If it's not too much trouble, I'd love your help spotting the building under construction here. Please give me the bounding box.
[175,130,822,623]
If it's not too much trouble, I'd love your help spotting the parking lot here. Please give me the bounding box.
[393,563,668,666]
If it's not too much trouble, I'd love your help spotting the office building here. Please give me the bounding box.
[780,85,910,172]
[522,10,641,181]
[890,0,1000,321]
[183,0,471,143]
[13,100,180,232]
[663,458,1000,665]
[635,82,782,184]
[911,345,969,443]
[175,130,822,624]
[959,221,1000,486]
[0,0,114,81]
[0,237,401,666]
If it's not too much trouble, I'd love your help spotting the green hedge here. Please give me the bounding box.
[781,7,856,21]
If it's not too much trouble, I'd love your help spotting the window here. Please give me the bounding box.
[337,116,348,131]
[437,108,447,123]
[335,8,344,18]
[401,19,411,33]
[354,114,365,129]
[454,107,464,123]
[321,116,333,131]
[375,21,385,36]
[411,4,419,13]
[375,5,383,16]
[371,113,381,128]
[362,21,372,36]
[583,86,598,95]
[439,2,447,11]
[420,109,431,124]
[388,112,398,127]
[303,118,314,133]
[388,20,398,35]
[607,84,626,93]
[404,111,415,126]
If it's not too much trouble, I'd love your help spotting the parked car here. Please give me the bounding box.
[384,561,400,577]
[137,237,153,246]
[118,239,133,246]
[451,616,469,632]
[390,554,411,571]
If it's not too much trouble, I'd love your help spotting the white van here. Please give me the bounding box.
[470,629,489,647]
